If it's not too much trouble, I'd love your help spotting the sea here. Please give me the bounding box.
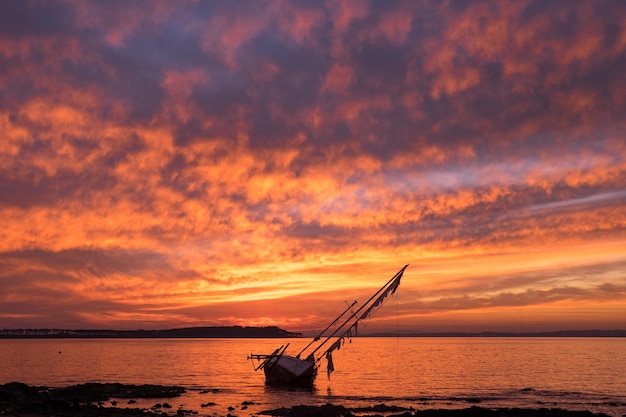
[1,337,625,417]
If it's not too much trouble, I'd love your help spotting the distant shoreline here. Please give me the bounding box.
[0,325,302,339]
[362,329,626,337]
[1,327,624,338]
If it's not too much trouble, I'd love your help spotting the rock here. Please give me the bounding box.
[0,382,40,401]
[352,403,408,413]
[465,398,482,404]
[52,383,185,403]
[258,403,353,417]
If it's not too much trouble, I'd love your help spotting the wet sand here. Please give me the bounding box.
[0,382,613,417]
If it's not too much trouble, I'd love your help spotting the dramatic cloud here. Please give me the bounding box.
[1,0,625,332]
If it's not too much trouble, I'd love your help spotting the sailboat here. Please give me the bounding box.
[248,264,408,388]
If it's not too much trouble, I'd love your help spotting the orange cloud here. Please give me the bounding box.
[0,0,624,332]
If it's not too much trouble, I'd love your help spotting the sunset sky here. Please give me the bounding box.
[1,0,625,334]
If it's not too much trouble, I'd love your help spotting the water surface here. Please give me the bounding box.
[1,337,625,416]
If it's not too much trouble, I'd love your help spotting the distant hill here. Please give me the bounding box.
[0,326,302,339]
[3,327,623,339]
[362,329,626,337]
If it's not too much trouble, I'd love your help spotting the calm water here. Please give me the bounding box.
[1,338,625,416]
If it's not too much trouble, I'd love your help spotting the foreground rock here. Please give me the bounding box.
[1,383,613,417]
[258,403,612,417]
[0,382,185,417]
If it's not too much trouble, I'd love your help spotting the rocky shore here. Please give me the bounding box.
[259,403,613,417]
[0,382,185,417]
[0,382,614,417]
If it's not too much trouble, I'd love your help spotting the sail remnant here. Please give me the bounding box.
[326,351,334,379]
[323,267,405,357]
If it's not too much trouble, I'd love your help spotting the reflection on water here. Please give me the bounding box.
[1,337,625,416]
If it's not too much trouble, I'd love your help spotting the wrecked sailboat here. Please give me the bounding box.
[248,264,408,387]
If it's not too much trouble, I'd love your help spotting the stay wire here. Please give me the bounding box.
[396,289,399,385]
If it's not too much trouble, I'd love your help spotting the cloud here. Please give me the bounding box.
[0,0,625,331]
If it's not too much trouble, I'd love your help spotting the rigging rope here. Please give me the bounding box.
[396,287,399,385]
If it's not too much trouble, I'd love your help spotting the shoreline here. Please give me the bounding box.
[1,329,625,339]
[0,382,617,417]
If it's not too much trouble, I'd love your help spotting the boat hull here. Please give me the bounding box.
[263,355,316,388]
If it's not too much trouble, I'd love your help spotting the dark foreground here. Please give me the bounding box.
[0,382,613,417]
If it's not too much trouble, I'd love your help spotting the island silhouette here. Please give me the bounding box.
[1,327,624,338]
[0,326,302,338]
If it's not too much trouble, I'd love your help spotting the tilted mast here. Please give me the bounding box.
[296,299,357,359]
[309,264,408,360]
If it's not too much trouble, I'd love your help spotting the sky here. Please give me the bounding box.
[1,0,625,334]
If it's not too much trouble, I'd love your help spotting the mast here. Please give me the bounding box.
[309,264,408,359]
[296,299,357,358]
